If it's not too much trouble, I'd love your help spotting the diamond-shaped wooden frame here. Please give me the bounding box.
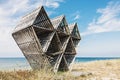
[12,6,81,72]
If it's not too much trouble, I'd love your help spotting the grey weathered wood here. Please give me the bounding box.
[12,5,81,72]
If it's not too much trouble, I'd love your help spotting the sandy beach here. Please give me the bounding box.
[0,59,120,80]
[72,59,120,80]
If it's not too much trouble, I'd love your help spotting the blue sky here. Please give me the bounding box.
[0,0,120,57]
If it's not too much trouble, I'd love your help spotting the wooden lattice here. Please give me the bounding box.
[12,6,81,72]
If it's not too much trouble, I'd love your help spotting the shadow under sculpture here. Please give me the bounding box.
[12,6,81,72]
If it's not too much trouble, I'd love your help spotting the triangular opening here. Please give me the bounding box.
[58,34,69,50]
[46,55,59,67]
[72,38,80,47]
[71,24,80,39]
[64,54,75,66]
[51,15,64,29]
[34,6,53,30]
[46,33,62,56]
[58,17,69,34]
[64,38,76,55]
[34,27,54,52]
[58,55,69,71]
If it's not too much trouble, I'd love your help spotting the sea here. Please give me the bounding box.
[0,57,119,71]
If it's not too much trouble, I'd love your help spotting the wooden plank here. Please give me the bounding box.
[32,26,43,54]
[53,53,64,73]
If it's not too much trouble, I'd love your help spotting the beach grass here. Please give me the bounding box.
[0,59,120,80]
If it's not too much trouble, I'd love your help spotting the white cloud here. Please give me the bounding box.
[74,15,80,20]
[72,11,80,20]
[34,0,64,9]
[0,0,64,57]
[81,1,120,36]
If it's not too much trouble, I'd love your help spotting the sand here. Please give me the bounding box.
[71,59,120,80]
[0,59,120,80]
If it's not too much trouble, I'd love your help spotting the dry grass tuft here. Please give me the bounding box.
[0,59,120,80]
[72,59,120,80]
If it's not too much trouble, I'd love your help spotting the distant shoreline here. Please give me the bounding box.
[75,57,120,62]
[0,57,120,71]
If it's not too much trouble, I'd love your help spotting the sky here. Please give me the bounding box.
[0,0,120,57]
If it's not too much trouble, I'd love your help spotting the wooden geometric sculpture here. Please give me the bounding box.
[12,6,81,72]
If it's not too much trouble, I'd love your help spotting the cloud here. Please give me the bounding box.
[34,0,64,9]
[71,11,80,20]
[74,15,80,20]
[0,0,64,57]
[81,1,120,36]
[0,0,64,27]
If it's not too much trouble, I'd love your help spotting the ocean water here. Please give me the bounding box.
[0,57,119,71]
[75,57,120,62]
[0,58,31,71]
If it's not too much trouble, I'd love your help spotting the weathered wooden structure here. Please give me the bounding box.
[12,6,81,72]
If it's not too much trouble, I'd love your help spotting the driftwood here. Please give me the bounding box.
[12,6,81,72]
